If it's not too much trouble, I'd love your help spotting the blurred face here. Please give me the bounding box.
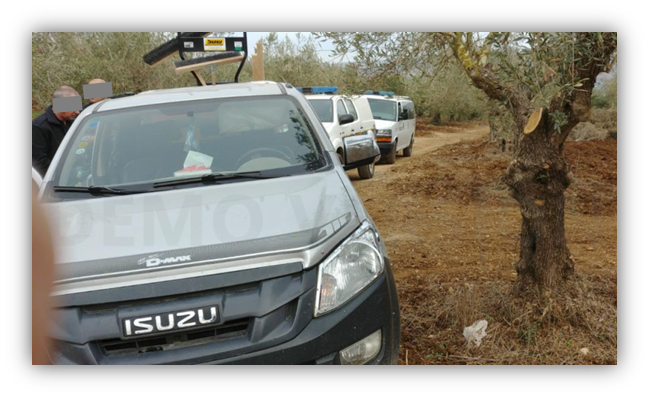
[88,79,107,103]
[54,94,81,122]
[56,109,80,122]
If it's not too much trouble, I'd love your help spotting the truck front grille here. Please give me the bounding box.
[98,319,250,357]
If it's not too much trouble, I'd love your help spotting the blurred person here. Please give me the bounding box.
[32,86,81,176]
[83,79,108,110]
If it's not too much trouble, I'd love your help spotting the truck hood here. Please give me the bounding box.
[45,170,359,286]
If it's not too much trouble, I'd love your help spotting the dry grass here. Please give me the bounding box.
[591,108,617,137]
[398,274,617,365]
[568,108,617,141]
[570,122,610,141]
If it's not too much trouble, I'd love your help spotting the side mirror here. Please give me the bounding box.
[339,114,354,125]
[398,111,408,121]
[342,135,380,170]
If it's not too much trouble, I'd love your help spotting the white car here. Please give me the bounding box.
[303,87,377,179]
[364,91,416,164]
[32,167,43,191]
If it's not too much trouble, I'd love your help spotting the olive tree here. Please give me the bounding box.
[319,32,617,292]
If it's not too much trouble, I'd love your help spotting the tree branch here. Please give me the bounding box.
[549,32,617,146]
[449,32,531,127]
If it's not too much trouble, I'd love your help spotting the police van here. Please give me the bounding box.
[364,91,416,164]
[37,81,401,365]
[301,87,378,179]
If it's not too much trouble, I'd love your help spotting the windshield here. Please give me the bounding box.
[367,98,397,121]
[52,96,327,191]
[308,99,333,123]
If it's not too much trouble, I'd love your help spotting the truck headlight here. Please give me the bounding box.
[315,222,384,316]
[376,129,392,136]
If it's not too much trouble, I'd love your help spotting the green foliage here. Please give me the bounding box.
[604,73,617,107]
[258,33,408,98]
[32,32,196,111]
[482,32,616,109]
[406,61,487,121]
[550,111,569,134]
[260,33,332,87]
[592,72,617,108]
[488,100,516,140]
[315,32,486,122]
[591,95,610,109]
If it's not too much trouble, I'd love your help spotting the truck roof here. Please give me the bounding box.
[304,94,365,101]
[89,81,287,113]
[363,94,412,101]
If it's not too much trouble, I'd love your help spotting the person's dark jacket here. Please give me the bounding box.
[32,105,72,176]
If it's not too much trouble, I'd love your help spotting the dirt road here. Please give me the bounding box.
[348,124,489,182]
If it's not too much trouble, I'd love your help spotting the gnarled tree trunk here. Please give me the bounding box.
[504,110,575,291]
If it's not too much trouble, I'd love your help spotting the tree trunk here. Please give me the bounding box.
[504,113,575,292]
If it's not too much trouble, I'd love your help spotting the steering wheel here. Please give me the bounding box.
[275,145,296,159]
[235,148,293,170]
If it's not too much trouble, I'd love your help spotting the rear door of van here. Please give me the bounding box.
[404,101,416,145]
[341,97,362,137]
[395,101,408,150]
[350,97,376,137]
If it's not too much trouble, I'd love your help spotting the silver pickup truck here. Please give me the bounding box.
[37,81,400,365]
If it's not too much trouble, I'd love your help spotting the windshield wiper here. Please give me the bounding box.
[153,171,281,188]
[53,185,149,196]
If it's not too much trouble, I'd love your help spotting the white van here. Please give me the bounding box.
[364,92,416,164]
[303,87,377,179]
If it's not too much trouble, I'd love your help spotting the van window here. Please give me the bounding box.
[336,100,347,120]
[404,102,415,120]
[308,99,333,123]
[398,102,408,120]
[343,99,358,121]
[367,98,397,121]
